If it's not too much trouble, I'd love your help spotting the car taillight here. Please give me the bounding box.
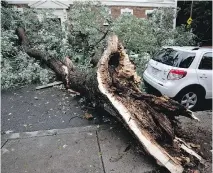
[167,69,187,80]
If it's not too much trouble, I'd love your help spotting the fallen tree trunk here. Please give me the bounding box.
[16,28,204,173]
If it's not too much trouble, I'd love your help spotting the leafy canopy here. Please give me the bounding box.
[1,1,195,89]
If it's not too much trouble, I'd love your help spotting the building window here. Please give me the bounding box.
[108,9,111,15]
[46,18,61,26]
[121,8,133,15]
[63,9,67,20]
[145,9,154,18]
[13,6,23,13]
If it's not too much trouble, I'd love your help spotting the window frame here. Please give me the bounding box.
[121,8,133,15]
[46,17,62,27]
[198,52,212,70]
[152,48,196,68]
[13,6,23,13]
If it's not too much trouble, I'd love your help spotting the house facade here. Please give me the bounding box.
[5,0,177,27]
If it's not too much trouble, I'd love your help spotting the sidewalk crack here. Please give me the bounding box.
[96,131,106,173]
[1,140,8,149]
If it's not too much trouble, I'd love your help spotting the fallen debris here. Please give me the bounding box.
[16,27,204,173]
[83,113,93,120]
[67,89,80,95]
[36,81,63,90]
[188,143,201,149]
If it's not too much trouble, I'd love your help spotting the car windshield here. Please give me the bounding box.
[152,48,196,68]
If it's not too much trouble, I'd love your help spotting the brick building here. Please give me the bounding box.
[5,0,177,27]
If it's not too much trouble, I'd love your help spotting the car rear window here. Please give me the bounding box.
[152,48,196,68]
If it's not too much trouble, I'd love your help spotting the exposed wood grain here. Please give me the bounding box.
[16,28,203,173]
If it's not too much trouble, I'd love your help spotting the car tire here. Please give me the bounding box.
[175,88,204,110]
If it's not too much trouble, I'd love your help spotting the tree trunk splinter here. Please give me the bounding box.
[16,28,204,173]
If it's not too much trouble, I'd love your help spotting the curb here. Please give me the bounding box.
[2,124,112,141]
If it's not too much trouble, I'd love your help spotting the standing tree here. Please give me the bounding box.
[177,1,212,46]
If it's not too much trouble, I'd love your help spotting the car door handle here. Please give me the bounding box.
[199,75,207,79]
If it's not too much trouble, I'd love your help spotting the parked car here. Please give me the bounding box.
[143,46,212,110]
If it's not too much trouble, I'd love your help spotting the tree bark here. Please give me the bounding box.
[16,28,204,173]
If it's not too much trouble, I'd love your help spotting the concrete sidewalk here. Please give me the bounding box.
[1,125,158,173]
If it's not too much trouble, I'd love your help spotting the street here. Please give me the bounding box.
[1,85,212,173]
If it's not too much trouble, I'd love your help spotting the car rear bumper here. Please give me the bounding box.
[143,71,178,98]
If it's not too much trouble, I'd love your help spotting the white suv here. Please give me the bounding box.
[143,46,212,110]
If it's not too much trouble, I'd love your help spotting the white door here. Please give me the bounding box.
[196,52,212,99]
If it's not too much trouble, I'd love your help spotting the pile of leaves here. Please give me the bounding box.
[1,1,196,89]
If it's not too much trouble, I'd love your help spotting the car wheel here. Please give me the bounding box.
[176,89,204,110]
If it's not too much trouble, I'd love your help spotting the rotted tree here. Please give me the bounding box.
[15,27,205,173]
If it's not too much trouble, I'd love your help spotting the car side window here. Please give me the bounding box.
[178,54,195,68]
[198,52,212,70]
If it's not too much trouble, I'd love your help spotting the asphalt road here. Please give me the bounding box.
[1,84,115,133]
[1,84,212,172]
